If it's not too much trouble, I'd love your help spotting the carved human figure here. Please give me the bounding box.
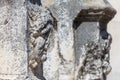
[75,34,112,80]
[26,0,115,80]
[27,1,53,79]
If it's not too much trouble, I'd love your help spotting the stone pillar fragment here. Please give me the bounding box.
[50,6,75,80]
[49,0,81,80]
[0,0,116,80]
[0,0,27,80]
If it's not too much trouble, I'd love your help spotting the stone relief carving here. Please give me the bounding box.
[0,0,117,80]
[26,0,116,80]
[75,34,112,80]
[27,1,54,79]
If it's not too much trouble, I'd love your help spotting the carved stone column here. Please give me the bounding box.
[49,0,81,80]
[0,0,116,80]
[48,0,116,80]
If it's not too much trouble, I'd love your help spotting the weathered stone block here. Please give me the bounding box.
[0,0,116,80]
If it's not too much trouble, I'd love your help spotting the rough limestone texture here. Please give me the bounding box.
[0,0,27,80]
[0,0,116,80]
[74,22,112,80]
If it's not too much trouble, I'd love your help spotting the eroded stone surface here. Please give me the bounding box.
[27,2,55,80]
[0,0,27,79]
[0,0,116,80]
